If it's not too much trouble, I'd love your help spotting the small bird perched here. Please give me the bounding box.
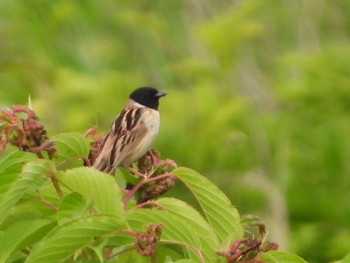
[93,87,166,174]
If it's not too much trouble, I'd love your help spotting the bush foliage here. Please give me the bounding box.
[0,106,311,263]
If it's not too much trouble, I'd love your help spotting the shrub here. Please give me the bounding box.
[0,105,309,263]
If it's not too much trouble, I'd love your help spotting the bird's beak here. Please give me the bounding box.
[155,91,167,98]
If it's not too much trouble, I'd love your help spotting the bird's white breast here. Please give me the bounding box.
[120,105,160,165]
[136,109,160,156]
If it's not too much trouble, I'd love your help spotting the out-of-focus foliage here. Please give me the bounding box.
[1,0,350,262]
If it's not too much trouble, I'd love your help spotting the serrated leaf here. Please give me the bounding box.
[0,150,36,172]
[0,159,55,226]
[57,167,123,215]
[260,250,309,263]
[0,219,55,263]
[52,133,90,169]
[157,198,221,262]
[0,150,36,198]
[173,167,243,243]
[26,214,127,263]
[1,200,56,230]
[56,192,89,224]
[126,209,204,262]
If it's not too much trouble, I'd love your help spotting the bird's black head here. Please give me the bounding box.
[129,87,166,110]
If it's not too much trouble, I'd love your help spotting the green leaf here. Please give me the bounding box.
[0,150,36,199]
[106,232,134,248]
[57,167,123,215]
[0,159,55,226]
[52,133,90,169]
[156,247,183,263]
[56,192,89,224]
[260,250,309,263]
[157,197,221,262]
[1,200,55,230]
[87,238,109,263]
[0,150,36,172]
[110,242,184,263]
[0,219,55,263]
[26,214,127,263]
[113,251,149,263]
[173,167,243,243]
[126,209,204,262]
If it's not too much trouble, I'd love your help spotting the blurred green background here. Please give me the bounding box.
[1,0,350,262]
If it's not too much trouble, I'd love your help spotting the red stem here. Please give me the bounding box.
[38,199,57,210]
[123,173,173,209]
[129,200,164,211]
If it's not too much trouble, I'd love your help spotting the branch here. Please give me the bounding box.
[123,173,174,208]
[49,171,64,198]
[38,199,58,210]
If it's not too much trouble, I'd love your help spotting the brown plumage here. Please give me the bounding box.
[93,87,166,173]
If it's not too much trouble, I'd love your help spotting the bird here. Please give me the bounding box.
[93,87,166,174]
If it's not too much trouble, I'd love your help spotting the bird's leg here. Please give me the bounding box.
[109,168,116,176]
[146,149,162,165]
[147,150,156,165]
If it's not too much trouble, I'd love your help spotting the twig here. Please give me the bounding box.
[36,151,45,159]
[127,166,150,177]
[123,173,173,208]
[38,199,57,210]
[129,200,164,211]
[49,171,64,198]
